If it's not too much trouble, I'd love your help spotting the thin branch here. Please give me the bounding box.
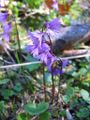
[4,48,15,63]
[60,53,90,60]
[0,61,42,69]
[0,53,90,69]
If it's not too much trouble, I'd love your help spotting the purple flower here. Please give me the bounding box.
[27,31,42,57]
[0,12,7,22]
[26,19,68,76]
[37,52,49,64]
[47,58,68,75]
[0,12,12,44]
[2,22,12,42]
[45,18,61,36]
[2,22,12,33]
[52,0,59,11]
[27,30,50,59]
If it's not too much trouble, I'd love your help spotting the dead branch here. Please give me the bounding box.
[49,23,90,54]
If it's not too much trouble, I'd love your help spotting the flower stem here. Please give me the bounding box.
[51,67,55,103]
[58,59,63,100]
[14,17,22,59]
[43,64,47,101]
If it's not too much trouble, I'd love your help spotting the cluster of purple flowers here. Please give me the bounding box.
[0,12,11,45]
[27,18,68,75]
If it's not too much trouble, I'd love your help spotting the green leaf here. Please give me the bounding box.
[39,112,51,120]
[79,68,87,76]
[70,1,82,19]
[80,89,89,98]
[17,113,28,120]
[80,89,90,103]
[0,79,10,85]
[26,81,35,93]
[45,72,52,84]
[70,98,79,109]
[24,102,49,116]
[0,101,5,112]
[62,15,71,25]
[13,83,23,92]
[76,107,90,118]
[24,0,43,8]
[63,95,70,103]
[71,72,79,78]
[1,89,15,99]
[63,87,74,103]
[59,110,66,117]
[66,87,74,97]
[25,56,41,72]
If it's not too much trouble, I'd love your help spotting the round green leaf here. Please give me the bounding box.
[0,79,10,85]
[80,89,89,99]
[24,102,49,116]
[17,113,28,120]
[80,89,90,103]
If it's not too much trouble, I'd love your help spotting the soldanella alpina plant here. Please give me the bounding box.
[26,18,68,75]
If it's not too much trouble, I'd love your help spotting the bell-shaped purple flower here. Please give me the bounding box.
[0,11,12,44]
[0,12,7,23]
[2,22,12,42]
[45,18,61,33]
[47,58,68,75]
[26,19,68,76]
[27,30,50,59]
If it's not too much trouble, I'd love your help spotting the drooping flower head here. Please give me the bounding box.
[26,18,68,75]
[27,30,50,64]
[0,11,12,45]
[2,22,12,42]
[0,12,7,22]
[45,18,61,36]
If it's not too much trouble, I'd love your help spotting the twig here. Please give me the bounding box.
[0,53,90,69]
[31,116,38,120]
[4,48,15,63]
[60,53,90,60]
[0,61,41,69]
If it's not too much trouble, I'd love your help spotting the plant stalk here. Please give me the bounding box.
[43,64,47,101]
[51,67,55,103]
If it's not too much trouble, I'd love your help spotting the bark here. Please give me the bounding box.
[49,23,90,54]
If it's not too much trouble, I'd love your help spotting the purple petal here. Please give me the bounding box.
[41,42,50,52]
[0,12,7,22]
[38,53,48,64]
[62,60,68,67]
[32,48,39,57]
[45,18,61,32]
[2,33,9,42]
[3,22,12,33]
[0,40,2,45]
[28,31,42,46]
[26,45,35,52]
